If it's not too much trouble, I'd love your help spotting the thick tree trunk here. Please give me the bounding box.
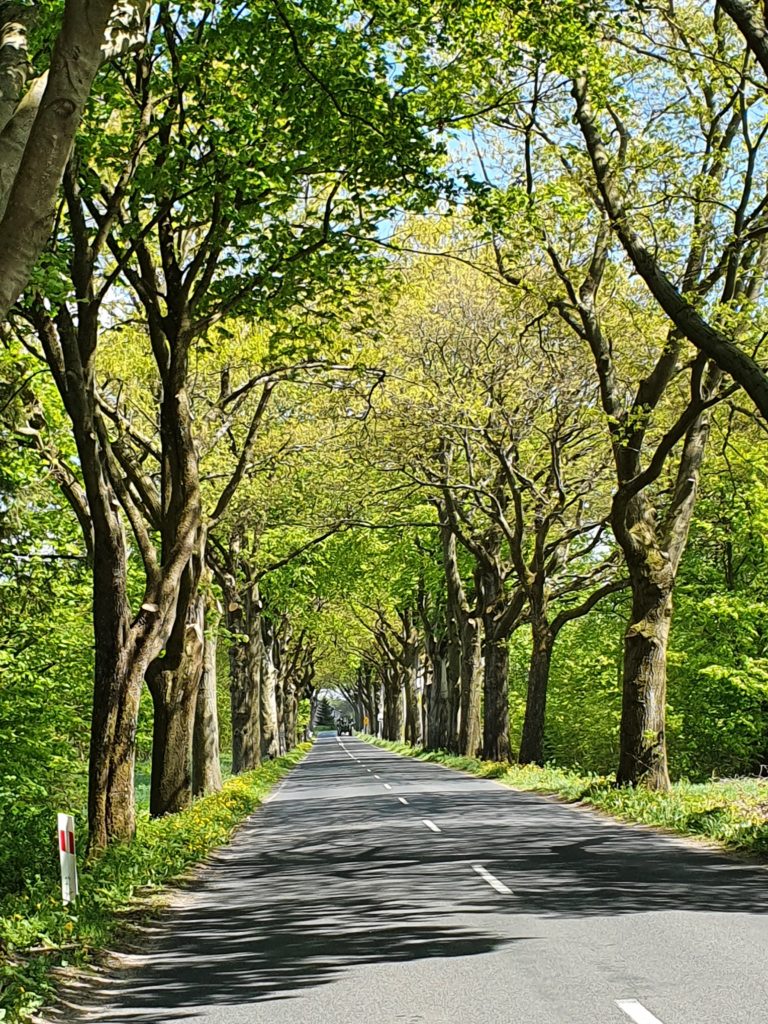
[425,646,451,750]
[482,632,511,762]
[614,414,711,789]
[616,565,673,789]
[192,599,222,797]
[458,615,483,757]
[519,614,554,766]
[382,670,404,741]
[403,663,420,746]
[88,645,145,850]
[228,595,261,773]
[146,557,205,817]
[148,670,198,816]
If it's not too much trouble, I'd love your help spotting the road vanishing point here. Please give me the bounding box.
[78,735,768,1024]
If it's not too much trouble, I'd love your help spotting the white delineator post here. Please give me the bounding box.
[57,813,79,905]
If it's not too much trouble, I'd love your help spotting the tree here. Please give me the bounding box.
[315,696,335,729]
[13,0,441,846]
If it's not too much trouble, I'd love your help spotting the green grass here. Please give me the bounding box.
[359,736,768,859]
[0,744,310,1023]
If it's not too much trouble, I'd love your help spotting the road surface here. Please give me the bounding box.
[80,734,768,1024]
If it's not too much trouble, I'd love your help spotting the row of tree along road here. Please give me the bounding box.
[3,0,768,859]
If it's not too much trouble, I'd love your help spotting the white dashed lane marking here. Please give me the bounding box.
[471,864,512,895]
[422,819,441,833]
[616,1001,665,1024]
[398,797,408,805]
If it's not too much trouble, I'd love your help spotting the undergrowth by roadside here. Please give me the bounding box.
[0,744,310,1023]
[359,736,768,860]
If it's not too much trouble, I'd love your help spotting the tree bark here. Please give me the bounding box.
[192,594,222,797]
[482,632,511,762]
[403,657,421,746]
[458,614,483,757]
[425,643,452,750]
[382,667,404,741]
[260,619,280,760]
[228,591,262,773]
[616,568,673,788]
[518,614,553,766]
[477,566,515,762]
[283,679,298,751]
[88,637,145,850]
[146,558,205,817]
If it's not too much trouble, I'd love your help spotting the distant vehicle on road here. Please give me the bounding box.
[336,717,353,735]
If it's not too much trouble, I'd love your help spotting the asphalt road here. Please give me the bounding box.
[83,734,768,1024]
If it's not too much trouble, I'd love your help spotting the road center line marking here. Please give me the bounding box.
[383,783,392,789]
[616,1001,665,1024]
[422,819,441,833]
[398,797,408,804]
[471,864,512,895]
[367,768,372,773]
[374,774,381,778]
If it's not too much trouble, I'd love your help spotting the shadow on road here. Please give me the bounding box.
[73,737,768,1022]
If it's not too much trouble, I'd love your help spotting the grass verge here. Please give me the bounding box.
[0,744,310,1023]
[359,735,768,860]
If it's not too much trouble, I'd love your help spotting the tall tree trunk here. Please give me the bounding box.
[277,681,287,755]
[87,497,144,848]
[614,413,711,788]
[192,594,222,797]
[403,661,420,746]
[519,610,554,766]
[616,557,674,789]
[283,679,298,751]
[88,641,145,850]
[260,620,280,760]
[228,591,262,773]
[425,644,452,750]
[477,565,512,763]
[145,550,205,817]
[482,631,511,762]
[382,668,404,741]
[458,615,483,757]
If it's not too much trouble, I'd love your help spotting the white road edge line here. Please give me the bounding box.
[422,819,441,833]
[398,797,408,805]
[383,783,392,790]
[471,864,512,895]
[615,1000,665,1024]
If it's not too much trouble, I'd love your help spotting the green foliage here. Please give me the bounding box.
[0,403,93,895]
[0,746,310,1024]
[315,697,335,728]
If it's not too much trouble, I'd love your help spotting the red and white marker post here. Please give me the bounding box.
[57,813,79,905]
